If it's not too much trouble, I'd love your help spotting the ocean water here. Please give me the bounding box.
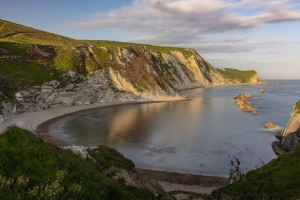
[49,80,300,177]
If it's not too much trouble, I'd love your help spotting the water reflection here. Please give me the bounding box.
[50,81,300,176]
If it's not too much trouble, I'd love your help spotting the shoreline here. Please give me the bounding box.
[0,95,230,192]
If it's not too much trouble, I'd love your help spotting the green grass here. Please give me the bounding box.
[84,40,195,56]
[294,99,300,114]
[216,68,257,83]
[0,42,62,95]
[0,126,155,199]
[212,145,300,199]
[0,19,81,47]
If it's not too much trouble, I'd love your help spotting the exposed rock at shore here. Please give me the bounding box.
[264,122,276,129]
[275,130,284,140]
[272,141,287,156]
[259,89,265,93]
[279,100,300,151]
[252,110,258,115]
[232,93,256,112]
[271,99,300,155]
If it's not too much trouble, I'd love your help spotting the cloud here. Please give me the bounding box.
[68,0,300,53]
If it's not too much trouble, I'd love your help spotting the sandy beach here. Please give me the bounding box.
[0,96,188,133]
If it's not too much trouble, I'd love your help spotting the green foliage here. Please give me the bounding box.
[84,39,194,57]
[0,42,63,96]
[212,145,300,199]
[54,48,74,71]
[294,99,300,114]
[87,146,135,171]
[0,126,155,199]
[216,68,257,83]
[0,19,81,47]
[169,190,211,200]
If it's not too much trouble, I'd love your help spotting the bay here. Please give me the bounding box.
[49,80,300,177]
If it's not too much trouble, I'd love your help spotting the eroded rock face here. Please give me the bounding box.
[280,100,300,151]
[0,46,260,120]
[1,102,16,119]
[232,94,256,112]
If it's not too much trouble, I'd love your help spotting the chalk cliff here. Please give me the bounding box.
[279,100,300,151]
[0,19,259,123]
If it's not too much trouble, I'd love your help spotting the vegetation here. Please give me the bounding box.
[212,145,300,199]
[216,68,257,83]
[294,99,300,114]
[0,126,155,199]
[169,190,211,200]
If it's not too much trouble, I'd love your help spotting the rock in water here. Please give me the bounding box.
[252,110,258,115]
[275,130,284,140]
[259,89,265,93]
[232,93,255,112]
[264,122,276,129]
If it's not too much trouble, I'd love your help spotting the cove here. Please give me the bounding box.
[49,80,300,177]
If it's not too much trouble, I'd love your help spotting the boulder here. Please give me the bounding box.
[259,89,265,93]
[0,115,4,124]
[275,130,284,140]
[252,110,258,115]
[264,122,276,129]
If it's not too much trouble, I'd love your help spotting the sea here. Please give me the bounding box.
[49,80,300,177]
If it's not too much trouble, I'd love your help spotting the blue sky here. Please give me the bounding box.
[1,0,300,79]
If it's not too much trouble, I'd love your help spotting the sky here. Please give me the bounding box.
[0,0,300,79]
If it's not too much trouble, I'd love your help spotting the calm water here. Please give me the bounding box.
[50,80,300,177]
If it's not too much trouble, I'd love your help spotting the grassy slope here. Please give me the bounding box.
[295,99,300,114]
[0,126,155,200]
[212,145,300,200]
[216,68,257,83]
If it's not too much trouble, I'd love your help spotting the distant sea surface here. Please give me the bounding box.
[49,80,300,177]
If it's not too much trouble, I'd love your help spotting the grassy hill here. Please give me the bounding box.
[211,145,300,199]
[0,19,195,96]
[0,126,159,199]
[215,68,257,84]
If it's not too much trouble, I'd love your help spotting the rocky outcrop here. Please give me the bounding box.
[232,94,256,113]
[279,100,300,151]
[264,122,276,129]
[259,89,265,93]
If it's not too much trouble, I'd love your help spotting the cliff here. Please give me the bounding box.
[0,19,259,122]
[277,100,300,151]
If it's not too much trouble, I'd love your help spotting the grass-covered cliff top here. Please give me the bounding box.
[0,126,156,199]
[0,19,193,55]
[216,68,257,83]
[295,99,300,114]
[212,145,300,199]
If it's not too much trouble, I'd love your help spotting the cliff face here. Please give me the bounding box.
[280,100,300,151]
[0,19,259,123]
[0,45,259,122]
